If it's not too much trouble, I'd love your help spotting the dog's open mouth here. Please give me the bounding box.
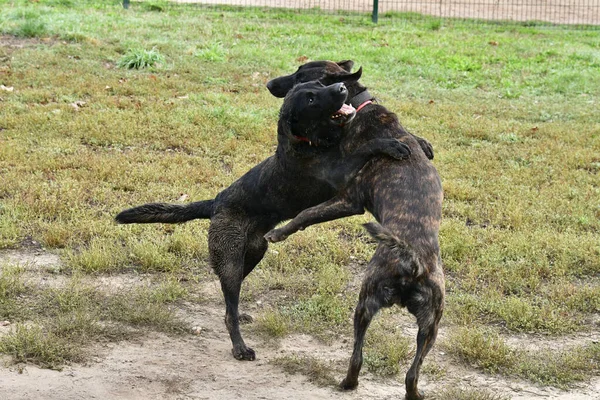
[331,103,356,126]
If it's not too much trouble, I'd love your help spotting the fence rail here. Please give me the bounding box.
[128,0,600,27]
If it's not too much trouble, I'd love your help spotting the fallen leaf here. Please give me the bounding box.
[489,41,499,46]
[296,55,309,63]
[531,126,539,132]
[0,85,14,92]
[428,100,435,104]
[177,194,189,202]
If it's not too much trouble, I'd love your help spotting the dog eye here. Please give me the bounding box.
[307,94,315,103]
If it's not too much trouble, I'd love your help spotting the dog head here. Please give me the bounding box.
[278,80,356,147]
[267,60,362,98]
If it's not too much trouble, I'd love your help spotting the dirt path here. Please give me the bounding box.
[1,249,599,400]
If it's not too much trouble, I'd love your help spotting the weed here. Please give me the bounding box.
[446,327,517,373]
[117,47,165,70]
[446,327,600,388]
[12,20,48,38]
[254,309,290,338]
[0,324,80,369]
[363,328,411,376]
[195,42,228,62]
[435,387,509,400]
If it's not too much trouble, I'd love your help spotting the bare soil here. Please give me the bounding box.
[1,248,599,400]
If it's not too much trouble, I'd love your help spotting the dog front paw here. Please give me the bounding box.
[417,137,434,160]
[385,140,411,160]
[264,229,288,243]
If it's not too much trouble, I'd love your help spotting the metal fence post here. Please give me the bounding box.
[123,0,130,9]
[372,0,379,23]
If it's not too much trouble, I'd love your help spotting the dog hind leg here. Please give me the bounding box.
[209,219,256,361]
[340,284,382,390]
[238,231,269,324]
[404,286,443,400]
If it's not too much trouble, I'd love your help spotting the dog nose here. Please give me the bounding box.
[266,79,274,92]
[332,83,347,93]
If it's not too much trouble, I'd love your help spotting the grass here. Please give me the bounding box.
[0,270,188,368]
[434,387,509,400]
[0,0,598,394]
[271,354,339,387]
[446,327,600,388]
[117,47,166,70]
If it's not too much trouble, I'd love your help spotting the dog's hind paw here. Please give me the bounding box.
[264,229,288,243]
[405,389,425,400]
[339,378,358,391]
[232,346,256,361]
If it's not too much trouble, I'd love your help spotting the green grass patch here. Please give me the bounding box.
[435,387,509,400]
[446,327,600,388]
[363,327,412,376]
[0,324,81,370]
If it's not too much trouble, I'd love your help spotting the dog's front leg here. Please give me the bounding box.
[264,195,363,243]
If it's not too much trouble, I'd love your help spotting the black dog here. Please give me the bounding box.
[265,62,444,400]
[116,75,414,361]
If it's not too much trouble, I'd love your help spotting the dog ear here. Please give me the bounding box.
[321,66,362,85]
[337,60,354,72]
[345,66,362,82]
[267,76,292,98]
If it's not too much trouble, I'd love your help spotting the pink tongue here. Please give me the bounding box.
[339,103,356,115]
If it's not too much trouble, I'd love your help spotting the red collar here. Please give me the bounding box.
[294,135,311,143]
[356,100,373,113]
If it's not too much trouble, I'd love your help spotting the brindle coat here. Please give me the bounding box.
[265,61,444,400]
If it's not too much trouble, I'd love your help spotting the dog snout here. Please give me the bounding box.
[266,79,274,92]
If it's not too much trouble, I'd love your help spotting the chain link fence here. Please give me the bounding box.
[126,0,600,27]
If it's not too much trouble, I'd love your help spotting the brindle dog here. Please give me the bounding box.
[115,73,422,362]
[265,61,444,400]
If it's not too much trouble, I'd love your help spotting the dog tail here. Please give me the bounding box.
[115,200,214,224]
[362,222,425,277]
